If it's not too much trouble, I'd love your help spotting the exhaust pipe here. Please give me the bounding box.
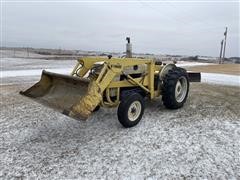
[126,37,132,58]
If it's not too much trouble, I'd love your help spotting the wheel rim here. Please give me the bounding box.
[128,101,142,121]
[175,76,188,103]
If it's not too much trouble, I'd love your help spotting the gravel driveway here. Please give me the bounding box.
[1,83,240,179]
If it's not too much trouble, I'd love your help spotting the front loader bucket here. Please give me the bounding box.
[20,70,102,120]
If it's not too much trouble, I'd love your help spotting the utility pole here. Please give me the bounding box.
[27,47,29,58]
[222,27,228,64]
[219,39,224,64]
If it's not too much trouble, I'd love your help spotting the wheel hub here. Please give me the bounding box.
[131,107,136,114]
[175,76,188,103]
[128,101,142,121]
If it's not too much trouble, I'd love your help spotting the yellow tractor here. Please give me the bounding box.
[20,56,200,127]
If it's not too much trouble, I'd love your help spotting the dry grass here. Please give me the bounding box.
[186,64,240,75]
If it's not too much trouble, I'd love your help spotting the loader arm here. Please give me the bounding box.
[66,63,121,119]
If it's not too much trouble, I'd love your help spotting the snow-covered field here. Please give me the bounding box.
[1,58,239,87]
[1,58,75,71]
[1,68,72,78]
[201,73,240,86]
[1,57,240,179]
[176,61,215,67]
[2,69,239,87]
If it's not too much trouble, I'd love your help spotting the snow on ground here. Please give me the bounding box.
[1,68,72,78]
[0,50,47,58]
[2,69,239,87]
[2,70,239,87]
[0,58,75,85]
[176,61,215,67]
[1,83,239,179]
[201,73,240,87]
[1,58,75,71]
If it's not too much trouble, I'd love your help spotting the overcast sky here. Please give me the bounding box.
[1,0,239,57]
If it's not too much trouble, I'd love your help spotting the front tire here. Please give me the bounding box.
[117,93,144,128]
[162,67,189,109]
[93,105,100,112]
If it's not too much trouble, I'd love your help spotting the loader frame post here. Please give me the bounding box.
[96,63,120,93]
[148,61,155,99]
[70,58,162,107]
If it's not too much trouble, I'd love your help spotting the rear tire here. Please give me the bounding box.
[117,93,144,128]
[162,67,189,109]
